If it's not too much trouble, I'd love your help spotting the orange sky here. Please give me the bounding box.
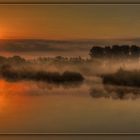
[1,4,140,40]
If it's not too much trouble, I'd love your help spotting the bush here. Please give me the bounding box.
[101,68,140,87]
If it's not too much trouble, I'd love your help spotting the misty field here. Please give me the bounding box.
[0,55,139,100]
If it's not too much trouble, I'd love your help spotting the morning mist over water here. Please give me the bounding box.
[1,38,140,58]
[0,39,140,133]
[1,4,140,135]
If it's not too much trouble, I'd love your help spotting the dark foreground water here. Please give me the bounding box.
[0,79,140,134]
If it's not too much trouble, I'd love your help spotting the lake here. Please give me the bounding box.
[0,79,140,134]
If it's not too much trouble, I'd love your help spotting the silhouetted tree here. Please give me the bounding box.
[120,45,130,58]
[89,45,140,60]
[0,56,7,64]
[89,46,104,58]
[111,45,122,58]
[104,46,112,58]
[130,45,140,58]
[8,55,26,64]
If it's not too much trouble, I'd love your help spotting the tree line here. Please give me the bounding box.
[89,45,140,59]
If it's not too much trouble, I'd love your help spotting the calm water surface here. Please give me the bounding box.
[0,79,140,133]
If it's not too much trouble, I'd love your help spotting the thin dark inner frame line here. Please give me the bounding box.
[0,1,139,135]
[0,2,140,4]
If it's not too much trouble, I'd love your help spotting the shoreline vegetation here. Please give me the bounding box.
[0,64,84,84]
[101,68,140,88]
[0,44,140,89]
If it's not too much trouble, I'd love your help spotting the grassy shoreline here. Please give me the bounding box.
[101,68,140,88]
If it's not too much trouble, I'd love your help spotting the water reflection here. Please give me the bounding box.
[0,79,140,133]
[0,78,140,100]
[0,79,84,96]
[90,84,140,100]
[0,94,7,113]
